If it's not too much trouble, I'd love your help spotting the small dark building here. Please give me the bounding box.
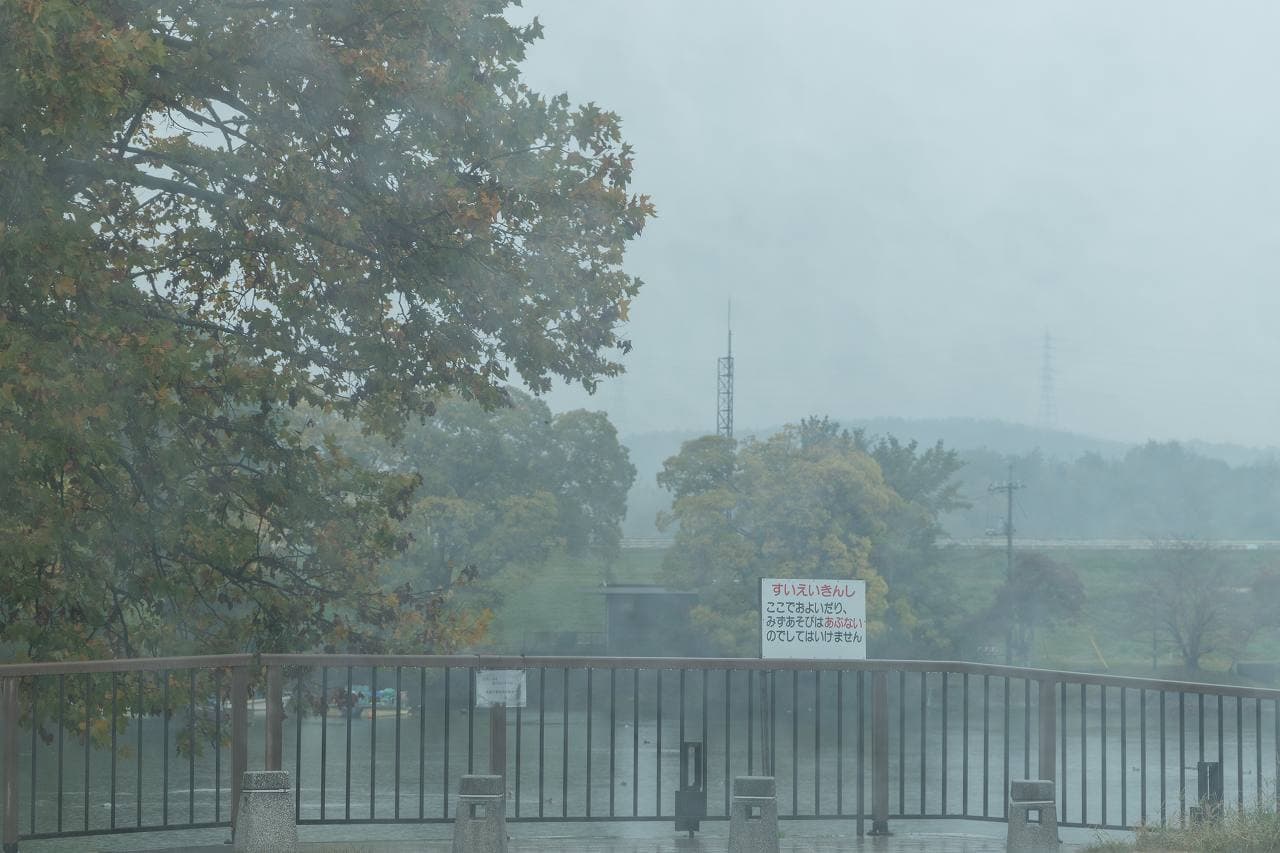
[596,584,701,657]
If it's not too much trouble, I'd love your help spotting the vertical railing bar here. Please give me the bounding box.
[899,670,906,816]
[319,667,328,822]
[1101,684,1108,827]
[1121,687,1127,827]
[678,669,685,818]
[1269,696,1280,809]
[568,666,573,819]
[1237,695,1244,813]
[229,666,248,836]
[31,679,38,836]
[57,674,64,834]
[1003,676,1010,821]
[941,672,948,815]
[1080,684,1087,826]
[344,666,353,822]
[656,669,663,818]
[814,670,821,816]
[138,675,146,829]
[1023,678,1031,781]
[700,668,709,817]
[961,672,969,817]
[856,670,865,837]
[1256,698,1263,809]
[418,668,426,821]
[919,671,926,814]
[1198,693,1205,769]
[467,668,475,775]
[443,667,451,820]
[724,670,731,818]
[352,669,377,819]
[394,667,402,820]
[701,668,709,818]
[84,673,92,833]
[747,670,754,777]
[161,671,168,829]
[983,675,990,819]
[514,667,523,819]
[295,671,304,824]
[109,672,117,831]
[1059,681,1066,825]
[609,668,617,818]
[1140,688,1147,826]
[537,667,545,819]
[837,669,844,816]
[791,669,798,817]
[632,668,639,818]
[3,677,20,853]
[1179,692,1186,824]
[770,671,778,777]
[188,670,195,824]
[1160,691,1167,827]
[586,667,593,819]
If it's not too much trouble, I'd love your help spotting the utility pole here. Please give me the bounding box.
[988,462,1024,665]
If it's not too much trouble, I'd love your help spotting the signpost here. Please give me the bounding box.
[759,578,866,660]
[475,670,526,780]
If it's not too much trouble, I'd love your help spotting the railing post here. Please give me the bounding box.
[230,665,249,835]
[489,702,507,779]
[265,665,283,772]
[3,678,18,853]
[1039,678,1056,783]
[870,670,890,835]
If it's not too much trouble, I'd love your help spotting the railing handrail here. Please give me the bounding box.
[2,652,1277,700]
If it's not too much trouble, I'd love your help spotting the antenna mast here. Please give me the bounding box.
[716,302,734,438]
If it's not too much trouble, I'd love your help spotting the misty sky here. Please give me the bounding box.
[512,1,1280,448]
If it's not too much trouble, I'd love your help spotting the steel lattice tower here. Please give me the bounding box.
[716,305,734,438]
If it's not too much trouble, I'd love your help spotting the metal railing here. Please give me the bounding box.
[3,654,1280,849]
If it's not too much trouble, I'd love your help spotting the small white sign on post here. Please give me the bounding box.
[475,669,527,708]
[760,578,866,660]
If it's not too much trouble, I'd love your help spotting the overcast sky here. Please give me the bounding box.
[512,1,1280,447]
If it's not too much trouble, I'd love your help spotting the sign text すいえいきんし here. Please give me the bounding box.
[759,578,866,660]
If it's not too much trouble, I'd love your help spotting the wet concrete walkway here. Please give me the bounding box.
[20,819,1129,852]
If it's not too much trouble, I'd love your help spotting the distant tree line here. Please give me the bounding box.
[946,441,1280,540]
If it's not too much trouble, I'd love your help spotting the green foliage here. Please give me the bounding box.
[981,551,1085,665]
[658,423,913,656]
[0,0,651,661]
[313,389,635,615]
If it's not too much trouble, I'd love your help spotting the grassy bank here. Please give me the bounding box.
[1088,808,1280,852]
[482,545,1280,683]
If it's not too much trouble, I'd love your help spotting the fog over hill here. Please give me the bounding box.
[621,418,1280,540]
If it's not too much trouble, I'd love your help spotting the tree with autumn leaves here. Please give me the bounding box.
[658,418,967,658]
[0,0,652,661]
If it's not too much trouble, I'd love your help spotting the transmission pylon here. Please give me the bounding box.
[716,303,734,438]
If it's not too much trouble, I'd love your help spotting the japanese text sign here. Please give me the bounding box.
[760,578,866,660]
[475,669,527,708]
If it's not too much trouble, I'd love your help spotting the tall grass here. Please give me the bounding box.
[1089,807,1280,852]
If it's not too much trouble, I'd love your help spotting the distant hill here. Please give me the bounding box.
[619,417,1280,538]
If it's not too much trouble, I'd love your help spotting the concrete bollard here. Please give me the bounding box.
[451,774,507,853]
[234,770,297,852]
[727,776,779,853]
[1007,779,1058,852]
